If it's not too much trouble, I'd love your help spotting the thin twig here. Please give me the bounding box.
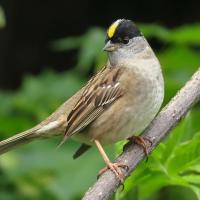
[82,68,200,200]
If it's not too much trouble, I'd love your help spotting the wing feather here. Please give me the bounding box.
[58,66,124,147]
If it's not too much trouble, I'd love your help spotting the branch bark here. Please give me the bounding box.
[82,68,200,200]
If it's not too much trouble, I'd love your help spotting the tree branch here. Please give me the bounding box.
[82,68,200,200]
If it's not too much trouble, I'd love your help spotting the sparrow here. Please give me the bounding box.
[0,19,164,182]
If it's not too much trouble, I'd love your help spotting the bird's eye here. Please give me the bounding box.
[122,37,129,44]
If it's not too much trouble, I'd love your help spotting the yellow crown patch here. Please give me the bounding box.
[107,19,122,38]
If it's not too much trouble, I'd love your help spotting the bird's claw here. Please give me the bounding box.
[124,136,153,161]
[97,162,129,184]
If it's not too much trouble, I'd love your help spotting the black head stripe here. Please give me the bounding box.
[106,19,142,44]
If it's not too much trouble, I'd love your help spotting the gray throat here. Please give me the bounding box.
[108,36,148,66]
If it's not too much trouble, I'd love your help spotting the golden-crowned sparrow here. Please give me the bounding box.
[0,19,164,182]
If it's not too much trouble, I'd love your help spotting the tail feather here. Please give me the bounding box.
[0,127,39,155]
[0,118,64,155]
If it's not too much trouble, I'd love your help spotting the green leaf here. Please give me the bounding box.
[183,175,200,184]
[50,36,83,51]
[189,186,200,200]
[50,27,106,74]
[137,171,169,200]
[161,113,191,164]
[140,23,171,42]
[168,131,200,175]
[76,27,105,73]
[159,46,200,72]
[159,46,200,103]
[170,24,200,45]
[140,23,200,45]
[0,6,6,28]
[115,140,127,156]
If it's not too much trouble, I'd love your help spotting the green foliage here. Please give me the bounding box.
[0,6,6,28]
[51,27,107,73]
[0,140,107,200]
[0,22,200,200]
[140,23,200,45]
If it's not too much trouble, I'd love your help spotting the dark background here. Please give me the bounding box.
[0,0,200,89]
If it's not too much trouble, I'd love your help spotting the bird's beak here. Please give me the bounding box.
[103,40,118,52]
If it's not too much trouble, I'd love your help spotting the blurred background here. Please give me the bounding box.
[0,0,200,200]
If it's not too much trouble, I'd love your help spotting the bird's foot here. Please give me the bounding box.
[97,162,129,184]
[125,136,152,158]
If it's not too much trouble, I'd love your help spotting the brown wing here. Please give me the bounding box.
[58,66,124,147]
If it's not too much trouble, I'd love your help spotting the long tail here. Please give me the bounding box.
[0,127,40,155]
[0,83,85,156]
[0,117,64,155]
